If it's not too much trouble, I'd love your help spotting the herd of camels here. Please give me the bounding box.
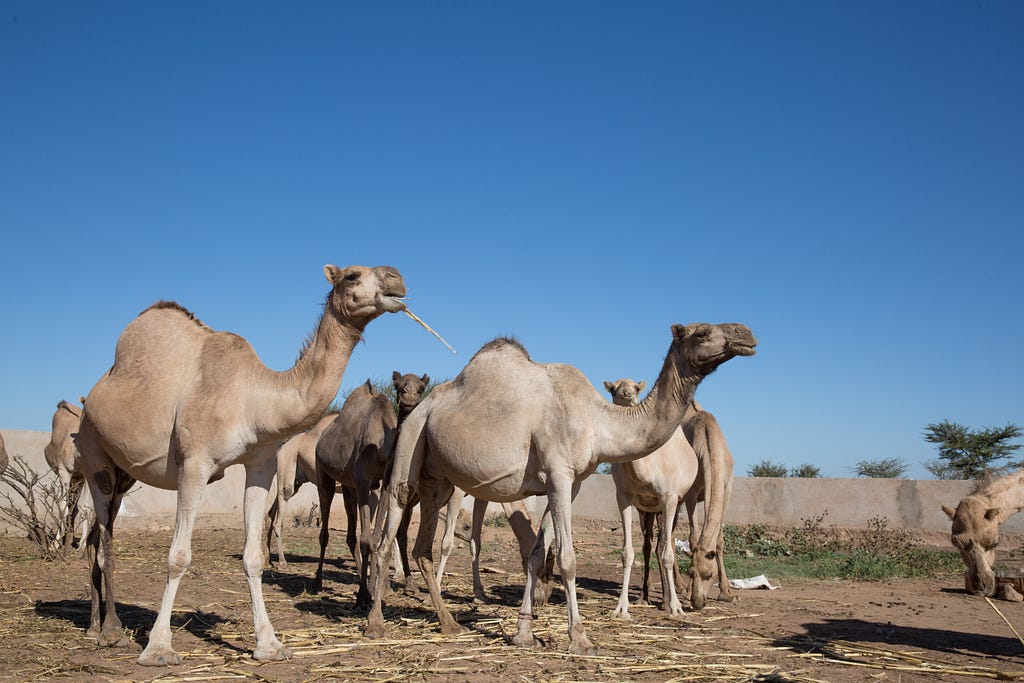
[7,262,1020,665]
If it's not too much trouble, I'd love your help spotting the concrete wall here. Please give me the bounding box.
[1,429,1008,534]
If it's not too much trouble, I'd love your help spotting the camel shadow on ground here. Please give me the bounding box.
[34,599,242,654]
[775,618,1023,663]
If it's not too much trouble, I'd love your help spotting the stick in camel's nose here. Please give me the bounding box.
[403,309,457,354]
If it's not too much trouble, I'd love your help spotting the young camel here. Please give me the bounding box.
[604,380,736,615]
[603,378,698,618]
[434,487,544,605]
[943,469,1024,598]
[75,264,407,665]
[365,322,756,654]
[312,372,429,605]
[44,398,88,552]
[265,412,339,567]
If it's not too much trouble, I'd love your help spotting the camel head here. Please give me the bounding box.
[943,498,1001,596]
[392,371,430,420]
[604,379,645,407]
[672,323,757,377]
[323,265,407,328]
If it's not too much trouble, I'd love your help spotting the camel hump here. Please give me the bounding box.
[472,336,531,362]
[140,300,210,330]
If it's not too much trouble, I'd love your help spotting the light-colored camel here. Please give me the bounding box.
[366,322,756,654]
[0,432,8,475]
[44,399,88,551]
[604,380,736,615]
[603,378,698,618]
[943,469,1024,597]
[75,264,407,666]
[265,412,339,567]
[313,372,429,605]
[434,488,543,605]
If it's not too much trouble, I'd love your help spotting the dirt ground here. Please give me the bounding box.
[0,518,1022,683]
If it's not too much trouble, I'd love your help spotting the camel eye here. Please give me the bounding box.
[345,272,360,282]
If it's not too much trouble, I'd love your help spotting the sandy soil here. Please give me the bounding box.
[0,519,1021,682]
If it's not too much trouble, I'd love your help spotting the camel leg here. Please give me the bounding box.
[412,479,465,635]
[659,497,684,617]
[469,497,488,604]
[396,499,417,593]
[138,460,212,666]
[715,479,735,602]
[365,486,406,639]
[611,501,634,619]
[342,485,358,567]
[502,498,551,606]
[355,481,380,607]
[639,510,655,605]
[241,456,291,662]
[311,474,337,593]
[435,487,464,588]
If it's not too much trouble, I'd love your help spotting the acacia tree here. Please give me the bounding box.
[748,459,788,477]
[923,420,1023,480]
[789,464,821,478]
[854,458,909,478]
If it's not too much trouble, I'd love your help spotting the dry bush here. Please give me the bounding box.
[0,453,86,561]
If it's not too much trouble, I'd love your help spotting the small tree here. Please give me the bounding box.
[923,420,1023,480]
[0,454,84,561]
[855,458,909,478]
[790,464,821,478]
[748,460,788,477]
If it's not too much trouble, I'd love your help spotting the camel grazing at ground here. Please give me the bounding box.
[604,380,736,614]
[365,322,756,654]
[44,399,88,551]
[603,378,698,618]
[265,413,339,567]
[312,372,429,605]
[434,487,544,605]
[75,264,407,666]
[943,469,1024,598]
[0,432,8,475]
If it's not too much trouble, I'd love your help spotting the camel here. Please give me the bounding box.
[943,469,1024,598]
[434,487,544,605]
[603,378,698,618]
[75,264,407,666]
[265,412,339,567]
[365,322,756,654]
[44,399,88,551]
[312,371,429,605]
[604,380,736,616]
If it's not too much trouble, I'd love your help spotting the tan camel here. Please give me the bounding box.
[313,372,429,605]
[0,432,8,475]
[434,488,543,605]
[604,381,736,614]
[265,412,339,567]
[943,469,1024,597]
[44,399,88,551]
[603,378,697,618]
[365,322,756,654]
[75,264,407,666]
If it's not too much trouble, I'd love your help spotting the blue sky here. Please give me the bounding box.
[2,2,1021,479]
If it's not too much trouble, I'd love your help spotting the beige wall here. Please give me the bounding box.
[0,429,1004,534]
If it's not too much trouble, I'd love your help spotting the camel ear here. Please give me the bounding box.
[78,396,86,405]
[941,505,957,519]
[986,507,1001,521]
[603,380,616,395]
[392,370,401,382]
[420,374,430,386]
[324,264,343,284]
[672,324,687,340]
[636,381,646,393]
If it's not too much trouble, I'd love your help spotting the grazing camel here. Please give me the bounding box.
[604,380,736,615]
[75,264,407,666]
[943,469,1024,597]
[313,372,429,605]
[265,413,339,567]
[44,399,87,551]
[366,322,756,654]
[434,487,544,605]
[0,432,8,475]
[603,378,698,618]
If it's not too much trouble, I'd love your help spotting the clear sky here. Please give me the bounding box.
[2,2,1021,479]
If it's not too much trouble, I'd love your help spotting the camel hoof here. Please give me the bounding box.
[609,609,633,620]
[310,579,323,594]
[364,621,388,640]
[98,629,130,648]
[440,621,467,636]
[511,633,543,648]
[568,641,600,656]
[472,596,488,606]
[85,624,100,639]
[138,644,181,666]
[253,640,292,661]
